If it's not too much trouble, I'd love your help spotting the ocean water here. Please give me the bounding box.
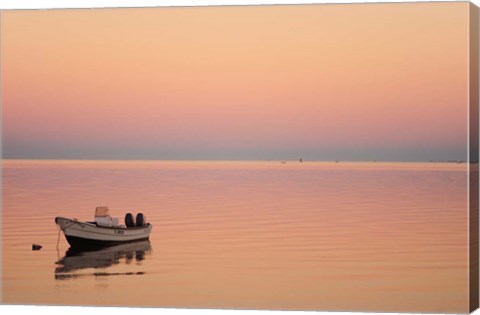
[1,160,469,313]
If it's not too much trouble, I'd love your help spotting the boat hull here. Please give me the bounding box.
[64,235,151,250]
[55,216,152,250]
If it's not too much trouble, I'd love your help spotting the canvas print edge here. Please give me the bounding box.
[1,1,479,314]
[469,2,480,313]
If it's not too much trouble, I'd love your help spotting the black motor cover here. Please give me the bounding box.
[125,213,135,227]
[136,213,146,226]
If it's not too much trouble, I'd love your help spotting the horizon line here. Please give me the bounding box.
[0,158,470,163]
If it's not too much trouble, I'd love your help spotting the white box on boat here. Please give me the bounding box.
[95,216,119,227]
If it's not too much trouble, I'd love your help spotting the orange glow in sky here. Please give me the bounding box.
[1,2,470,161]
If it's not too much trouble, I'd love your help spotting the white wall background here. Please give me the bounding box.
[0,1,478,315]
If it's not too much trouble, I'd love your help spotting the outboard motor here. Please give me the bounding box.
[125,213,135,227]
[136,213,146,227]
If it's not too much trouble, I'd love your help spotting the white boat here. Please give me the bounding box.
[55,206,153,250]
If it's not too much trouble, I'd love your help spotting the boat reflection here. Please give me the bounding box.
[55,240,152,280]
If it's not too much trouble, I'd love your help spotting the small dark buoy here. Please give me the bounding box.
[32,244,42,251]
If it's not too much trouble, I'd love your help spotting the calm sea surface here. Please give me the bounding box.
[2,160,469,313]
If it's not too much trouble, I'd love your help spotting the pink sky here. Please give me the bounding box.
[1,2,471,161]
